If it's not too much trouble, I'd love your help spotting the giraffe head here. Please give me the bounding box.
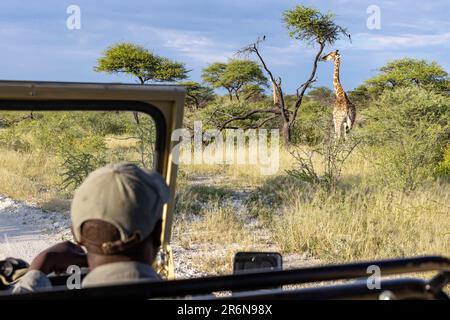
[321,50,340,62]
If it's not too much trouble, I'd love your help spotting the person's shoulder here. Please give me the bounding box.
[82,261,160,288]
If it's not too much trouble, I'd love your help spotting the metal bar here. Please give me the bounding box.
[219,278,434,300]
[2,255,448,300]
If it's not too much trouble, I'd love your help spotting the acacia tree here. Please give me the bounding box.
[219,6,350,145]
[178,81,215,109]
[202,59,268,101]
[95,42,188,123]
[363,58,449,93]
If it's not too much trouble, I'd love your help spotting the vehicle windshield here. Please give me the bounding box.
[0,110,157,268]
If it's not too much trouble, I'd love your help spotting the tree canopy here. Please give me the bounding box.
[202,59,268,101]
[306,86,334,106]
[363,58,449,93]
[283,5,350,45]
[95,42,188,84]
[178,81,215,109]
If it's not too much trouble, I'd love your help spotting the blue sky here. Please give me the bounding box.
[0,0,449,93]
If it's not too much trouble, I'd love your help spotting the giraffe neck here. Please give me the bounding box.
[333,57,346,101]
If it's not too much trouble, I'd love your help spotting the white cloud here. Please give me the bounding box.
[126,24,236,63]
[349,32,450,50]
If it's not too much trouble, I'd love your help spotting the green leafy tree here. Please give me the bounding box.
[95,43,188,123]
[178,81,215,109]
[364,58,449,94]
[241,84,266,102]
[306,86,334,106]
[202,59,268,101]
[95,43,188,84]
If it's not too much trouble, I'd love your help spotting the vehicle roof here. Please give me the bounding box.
[0,80,186,101]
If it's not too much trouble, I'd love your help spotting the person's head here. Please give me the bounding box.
[70,163,170,268]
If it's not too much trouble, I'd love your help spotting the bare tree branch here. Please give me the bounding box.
[291,42,325,125]
[218,108,279,131]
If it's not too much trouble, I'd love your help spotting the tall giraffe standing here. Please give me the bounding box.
[321,50,356,140]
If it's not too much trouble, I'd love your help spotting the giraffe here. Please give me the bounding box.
[321,50,356,140]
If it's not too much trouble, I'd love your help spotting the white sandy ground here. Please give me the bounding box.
[0,195,72,263]
[0,194,215,278]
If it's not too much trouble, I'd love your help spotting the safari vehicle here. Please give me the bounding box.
[0,80,448,300]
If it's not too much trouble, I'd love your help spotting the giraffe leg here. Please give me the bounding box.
[335,119,343,140]
[333,118,339,140]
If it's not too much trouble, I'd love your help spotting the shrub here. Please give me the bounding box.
[362,86,450,190]
[291,101,332,145]
[0,126,31,152]
[436,144,450,178]
[60,152,107,190]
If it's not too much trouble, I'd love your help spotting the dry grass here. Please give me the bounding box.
[180,147,295,188]
[178,145,450,270]
[0,149,69,210]
[1,134,448,273]
[174,205,261,274]
[272,183,450,262]
[0,134,145,211]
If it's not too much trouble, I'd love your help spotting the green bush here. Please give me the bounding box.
[362,86,450,190]
[0,126,31,152]
[291,101,332,145]
[436,145,450,178]
[60,152,107,190]
[79,112,131,136]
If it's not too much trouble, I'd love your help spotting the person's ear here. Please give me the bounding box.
[151,220,163,248]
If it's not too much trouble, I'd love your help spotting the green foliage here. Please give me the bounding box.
[0,124,31,152]
[364,58,449,94]
[95,42,188,83]
[306,86,334,106]
[362,86,450,190]
[179,81,215,109]
[348,85,371,110]
[283,5,349,45]
[202,60,267,100]
[129,119,156,168]
[241,84,266,102]
[436,145,450,178]
[291,101,332,145]
[61,152,106,190]
[0,111,158,191]
[201,62,226,88]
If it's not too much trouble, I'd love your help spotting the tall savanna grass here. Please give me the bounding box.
[272,183,450,262]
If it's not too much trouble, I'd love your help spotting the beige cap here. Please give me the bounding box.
[71,163,170,250]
